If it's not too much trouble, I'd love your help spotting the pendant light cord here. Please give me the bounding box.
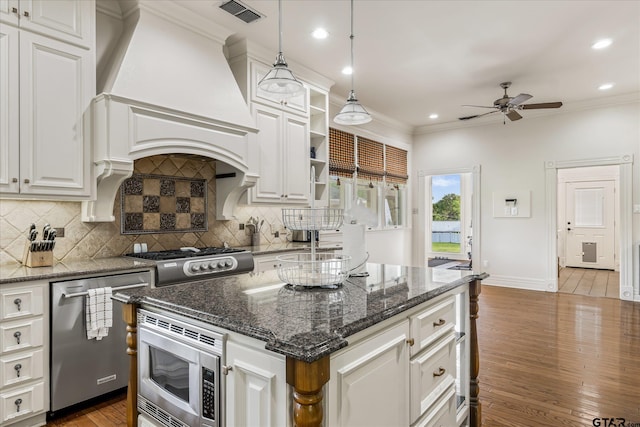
[350,0,355,93]
[278,0,283,55]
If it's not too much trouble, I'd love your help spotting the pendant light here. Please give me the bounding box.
[257,0,304,98]
[334,0,372,125]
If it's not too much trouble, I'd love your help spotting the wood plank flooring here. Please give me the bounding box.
[46,285,640,427]
[558,267,620,298]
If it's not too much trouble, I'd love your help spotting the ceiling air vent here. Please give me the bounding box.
[219,0,263,24]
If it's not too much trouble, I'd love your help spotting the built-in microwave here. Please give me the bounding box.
[137,309,225,427]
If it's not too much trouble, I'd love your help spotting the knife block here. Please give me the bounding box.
[22,242,54,268]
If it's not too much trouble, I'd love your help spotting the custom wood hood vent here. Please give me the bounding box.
[82,0,258,222]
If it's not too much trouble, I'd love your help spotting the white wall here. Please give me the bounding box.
[412,98,640,296]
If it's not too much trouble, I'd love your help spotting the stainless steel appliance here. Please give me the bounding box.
[50,270,152,414]
[126,247,254,286]
[291,230,319,242]
[138,309,225,427]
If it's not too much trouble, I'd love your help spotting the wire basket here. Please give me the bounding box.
[281,208,344,231]
[276,253,351,288]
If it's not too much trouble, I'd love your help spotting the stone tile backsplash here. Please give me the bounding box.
[0,154,289,266]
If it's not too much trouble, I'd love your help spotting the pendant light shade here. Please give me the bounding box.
[258,0,304,98]
[334,0,371,125]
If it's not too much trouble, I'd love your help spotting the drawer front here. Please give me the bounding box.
[0,318,43,353]
[412,386,456,427]
[0,284,45,321]
[410,295,455,356]
[410,333,456,424]
[0,349,44,388]
[254,256,280,273]
[0,381,45,424]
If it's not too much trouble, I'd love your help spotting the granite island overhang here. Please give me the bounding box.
[114,263,488,427]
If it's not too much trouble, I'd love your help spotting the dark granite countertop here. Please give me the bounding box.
[0,257,156,284]
[114,263,488,362]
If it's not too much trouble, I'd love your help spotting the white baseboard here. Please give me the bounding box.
[483,275,552,292]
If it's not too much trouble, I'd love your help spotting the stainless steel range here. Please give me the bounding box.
[127,247,254,286]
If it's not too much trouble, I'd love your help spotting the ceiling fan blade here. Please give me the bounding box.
[508,93,533,106]
[506,110,523,121]
[521,102,563,109]
[462,104,497,109]
[459,110,499,121]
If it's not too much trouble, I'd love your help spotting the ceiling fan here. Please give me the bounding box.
[459,82,563,122]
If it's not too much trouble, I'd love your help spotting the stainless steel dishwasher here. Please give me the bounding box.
[49,270,152,414]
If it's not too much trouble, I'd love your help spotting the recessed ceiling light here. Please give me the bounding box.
[342,66,353,75]
[429,113,439,119]
[312,28,328,39]
[592,39,612,50]
[598,83,614,90]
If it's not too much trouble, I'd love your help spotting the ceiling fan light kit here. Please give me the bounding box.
[459,81,563,123]
[257,0,304,98]
[334,0,372,125]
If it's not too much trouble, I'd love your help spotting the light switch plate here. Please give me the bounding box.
[634,205,640,214]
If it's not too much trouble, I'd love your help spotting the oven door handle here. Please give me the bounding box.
[62,282,150,299]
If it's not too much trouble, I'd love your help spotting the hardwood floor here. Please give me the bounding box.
[558,267,620,298]
[47,285,640,427]
[479,284,640,426]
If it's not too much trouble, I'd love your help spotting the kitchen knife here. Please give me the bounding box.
[47,229,56,251]
[43,224,51,241]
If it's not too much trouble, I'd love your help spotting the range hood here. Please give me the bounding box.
[82,0,258,222]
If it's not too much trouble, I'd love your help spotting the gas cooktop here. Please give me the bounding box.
[127,247,254,287]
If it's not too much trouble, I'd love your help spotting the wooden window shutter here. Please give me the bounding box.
[385,145,408,184]
[357,137,385,181]
[329,128,356,178]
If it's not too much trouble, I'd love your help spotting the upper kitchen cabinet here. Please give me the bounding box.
[0,0,95,199]
[227,39,333,207]
[0,0,93,48]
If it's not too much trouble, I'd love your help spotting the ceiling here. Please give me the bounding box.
[178,0,640,129]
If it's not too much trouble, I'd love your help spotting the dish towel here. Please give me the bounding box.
[85,287,113,340]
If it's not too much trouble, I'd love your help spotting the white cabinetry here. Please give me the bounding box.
[309,87,329,206]
[327,289,467,427]
[225,335,288,427]
[0,281,48,427]
[250,103,310,204]
[0,0,94,198]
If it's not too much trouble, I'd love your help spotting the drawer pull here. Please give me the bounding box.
[15,398,22,412]
[14,364,22,377]
[14,298,22,311]
[433,367,446,377]
[433,318,446,327]
[13,331,21,345]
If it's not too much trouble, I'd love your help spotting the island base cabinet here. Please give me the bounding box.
[0,381,45,426]
[226,339,289,427]
[412,386,457,427]
[327,320,410,427]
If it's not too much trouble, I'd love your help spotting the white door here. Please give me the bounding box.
[565,180,615,269]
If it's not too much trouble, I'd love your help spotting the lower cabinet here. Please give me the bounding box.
[225,335,288,427]
[0,281,48,427]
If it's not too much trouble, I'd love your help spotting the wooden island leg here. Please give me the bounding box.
[286,356,330,427]
[122,303,139,427]
[469,279,482,427]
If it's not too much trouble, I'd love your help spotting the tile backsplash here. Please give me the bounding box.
[0,154,290,266]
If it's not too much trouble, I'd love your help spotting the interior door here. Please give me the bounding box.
[565,180,615,269]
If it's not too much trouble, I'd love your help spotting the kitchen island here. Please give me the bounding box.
[115,263,487,427]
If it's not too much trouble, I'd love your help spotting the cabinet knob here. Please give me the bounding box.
[222,365,233,375]
[11,7,18,13]
[23,178,30,184]
[23,11,29,17]
[13,331,21,345]
[406,338,415,347]
[433,367,446,377]
[14,398,22,412]
[14,363,22,377]
[14,298,22,311]
[11,178,18,183]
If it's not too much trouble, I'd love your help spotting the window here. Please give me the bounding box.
[384,183,405,227]
[431,174,461,254]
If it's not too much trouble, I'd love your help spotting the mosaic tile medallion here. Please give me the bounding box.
[121,174,208,234]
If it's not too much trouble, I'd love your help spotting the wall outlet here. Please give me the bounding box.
[54,227,65,237]
[239,223,244,230]
[482,260,489,268]
[273,231,280,238]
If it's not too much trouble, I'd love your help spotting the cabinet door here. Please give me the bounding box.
[18,0,93,48]
[19,30,92,197]
[226,340,288,427]
[0,0,19,26]
[252,104,284,203]
[250,60,309,117]
[328,321,410,427]
[0,23,19,193]
[282,113,310,203]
